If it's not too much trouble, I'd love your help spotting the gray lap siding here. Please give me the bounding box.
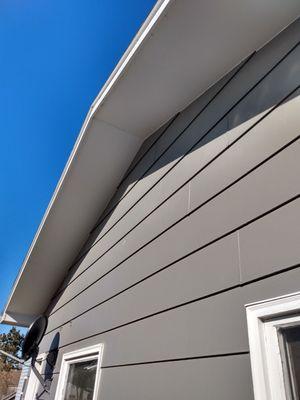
[38,18,300,400]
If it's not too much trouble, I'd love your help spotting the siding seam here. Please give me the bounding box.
[90,54,254,236]
[237,230,242,284]
[58,53,255,284]
[47,257,300,352]
[49,109,300,316]
[46,193,300,336]
[47,352,250,376]
[101,351,250,368]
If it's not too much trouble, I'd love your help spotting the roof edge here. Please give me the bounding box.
[1,0,172,326]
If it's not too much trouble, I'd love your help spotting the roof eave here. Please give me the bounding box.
[2,0,300,326]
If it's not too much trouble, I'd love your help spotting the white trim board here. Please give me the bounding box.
[246,291,300,400]
[54,344,104,400]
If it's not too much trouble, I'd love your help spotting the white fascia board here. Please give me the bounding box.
[90,0,173,113]
[0,312,34,328]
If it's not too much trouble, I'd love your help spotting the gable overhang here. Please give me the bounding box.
[2,0,300,327]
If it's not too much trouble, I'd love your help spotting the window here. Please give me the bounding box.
[55,344,103,400]
[246,292,300,400]
[279,325,300,399]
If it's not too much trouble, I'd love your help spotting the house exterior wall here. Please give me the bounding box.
[37,17,300,400]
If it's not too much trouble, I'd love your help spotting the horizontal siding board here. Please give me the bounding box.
[243,264,300,307]
[227,44,300,133]
[50,140,299,319]
[45,355,253,400]
[43,288,248,364]
[239,199,300,282]
[41,264,300,368]
[72,178,190,277]
[63,41,300,290]
[87,22,300,242]
[47,203,300,362]
[188,94,300,210]
[40,268,300,370]
[98,355,254,400]
[45,208,299,358]
[50,103,300,313]
[47,234,240,332]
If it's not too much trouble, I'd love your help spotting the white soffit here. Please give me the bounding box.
[2,0,300,327]
[94,0,300,137]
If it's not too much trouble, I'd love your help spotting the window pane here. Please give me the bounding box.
[63,359,97,400]
[280,326,300,400]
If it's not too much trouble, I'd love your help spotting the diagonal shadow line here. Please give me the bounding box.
[48,81,300,314]
[89,54,254,235]
[54,39,300,298]
[116,113,180,191]
[90,42,297,242]
[46,170,299,335]
[61,53,254,278]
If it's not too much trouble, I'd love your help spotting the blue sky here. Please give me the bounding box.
[0,0,156,335]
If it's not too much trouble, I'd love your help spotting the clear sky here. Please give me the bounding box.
[0,0,156,335]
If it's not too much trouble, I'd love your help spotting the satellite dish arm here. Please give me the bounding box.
[30,356,49,392]
[29,347,49,393]
[0,349,24,365]
[0,348,49,393]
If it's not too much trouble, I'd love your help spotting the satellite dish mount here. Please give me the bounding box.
[0,315,49,393]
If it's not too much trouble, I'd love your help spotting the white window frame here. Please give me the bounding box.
[246,291,300,400]
[54,344,104,400]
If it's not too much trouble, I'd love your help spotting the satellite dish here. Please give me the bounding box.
[0,315,49,392]
[22,315,48,361]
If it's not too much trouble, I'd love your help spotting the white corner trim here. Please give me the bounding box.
[54,344,104,400]
[246,291,300,400]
